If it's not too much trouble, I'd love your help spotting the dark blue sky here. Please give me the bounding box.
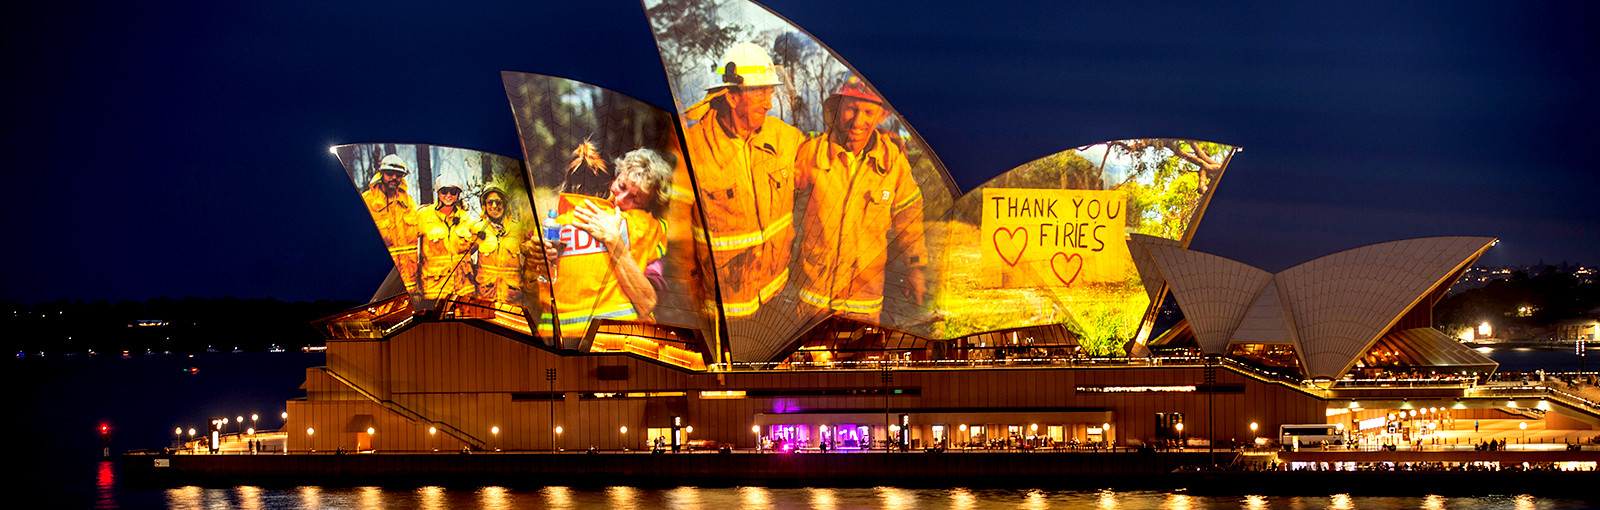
[3,0,1595,304]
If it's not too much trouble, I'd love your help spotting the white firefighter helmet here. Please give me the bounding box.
[434,176,464,195]
[377,154,408,175]
[710,42,782,89]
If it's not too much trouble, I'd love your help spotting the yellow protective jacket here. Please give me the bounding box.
[361,185,420,292]
[417,204,477,301]
[794,130,926,320]
[683,110,803,317]
[473,218,523,305]
[539,202,666,341]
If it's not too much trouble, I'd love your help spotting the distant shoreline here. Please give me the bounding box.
[1466,340,1592,350]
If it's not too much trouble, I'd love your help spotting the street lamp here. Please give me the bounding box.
[1250,422,1258,445]
[429,426,438,452]
[491,426,500,451]
[546,368,557,452]
[1519,421,1527,443]
[281,411,288,421]
[620,426,629,451]
[753,425,762,451]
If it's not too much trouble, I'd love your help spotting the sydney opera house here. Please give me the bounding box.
[283,0,1554,455]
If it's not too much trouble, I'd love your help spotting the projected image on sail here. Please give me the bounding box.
[644,0,958,361]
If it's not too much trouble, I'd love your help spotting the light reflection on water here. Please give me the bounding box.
[480,486,512,510]
[1097,488,1118,509]
[808,487,838,510]
[138,485,1596,509]
[418,486,445,510]
[237,486,262,510]
[948,487,975,510]
[740,485,772,509]
[607,485,638,510]
[668,485,704,509]
[876,486,915,509]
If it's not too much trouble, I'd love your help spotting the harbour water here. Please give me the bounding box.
[9,347,1597,508]
[78,461,1597,509]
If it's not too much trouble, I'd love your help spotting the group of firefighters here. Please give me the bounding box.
[684,42,928,329]
[359,155,528,308]
[359,143,678,342]
[357,41,930,351]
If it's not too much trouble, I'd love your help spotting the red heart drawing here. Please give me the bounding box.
[992,227,1027,266]
[1050,252,1083,286]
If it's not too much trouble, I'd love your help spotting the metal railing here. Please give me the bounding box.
[1469,384,1600,417]
[717,355,1212,372]
[317,367,486,449]
[1331,378,1478,390]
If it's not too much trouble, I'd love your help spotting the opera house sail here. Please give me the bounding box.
[283,0,1515,455]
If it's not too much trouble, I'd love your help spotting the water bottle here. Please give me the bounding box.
[543,210,561,243]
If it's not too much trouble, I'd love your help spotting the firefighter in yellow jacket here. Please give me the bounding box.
[681,42,803,318]
[361,154,421,293]
[472,186,522,305]
[417,178,478,302]
[539,149,671,347]
[795,75,927,322]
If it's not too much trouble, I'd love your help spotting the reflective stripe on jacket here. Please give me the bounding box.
[682,111,802,317]
[363,186,420,290]
[538,205,665,340]
[794,129,926,319]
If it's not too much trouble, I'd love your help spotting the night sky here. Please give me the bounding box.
[4,0,1595,304]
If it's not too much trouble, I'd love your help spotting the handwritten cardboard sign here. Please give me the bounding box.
[980,188,1133,288]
